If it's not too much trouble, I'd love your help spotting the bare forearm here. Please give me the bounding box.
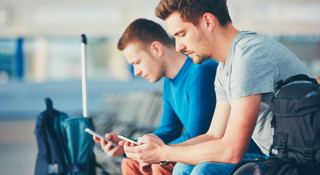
[170,133,213,147]
[162,138,244,165]
[160,96,262,165]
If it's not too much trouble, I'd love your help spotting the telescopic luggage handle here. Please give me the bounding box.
[81,34,89,117]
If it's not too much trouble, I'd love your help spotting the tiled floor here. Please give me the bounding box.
[0,120,37,175]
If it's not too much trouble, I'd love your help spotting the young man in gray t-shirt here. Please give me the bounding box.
[214,31,309,156]
[120,1,310,174]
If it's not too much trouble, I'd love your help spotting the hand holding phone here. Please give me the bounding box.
[85,128,117,147]
[118,135,138,144]
[118,134,170,165]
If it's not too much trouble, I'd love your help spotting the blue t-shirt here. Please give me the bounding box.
[153,57,218,144]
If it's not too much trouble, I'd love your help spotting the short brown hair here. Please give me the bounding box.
[118,18,172,50]
[155,0,232,26]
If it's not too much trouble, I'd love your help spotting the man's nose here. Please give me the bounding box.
[175,39,186,53]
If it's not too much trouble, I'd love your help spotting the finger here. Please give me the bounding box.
[107,145,124,156]
[125,141,131,146]
[123,149,135,159]
[119,140,126,146]
[125,153,142,162]
[139,135,163,145]
[104,141,114,152]
[134,140,143,146]
[93,136,101,143]
[137,136,152,144]
[105,133,111,139]
[143,133,158,138]
[130,142,137,147]
[112,146,124,154]
[108,133,120,141]
[105,133,115,141]
[120,141,133,148]
[137,136,145,145]
[100,138,107,148]
[137,138,144,145]
[123,143,139,154]
[104,142,117,155]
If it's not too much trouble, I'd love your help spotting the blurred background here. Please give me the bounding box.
[0,0,319,174]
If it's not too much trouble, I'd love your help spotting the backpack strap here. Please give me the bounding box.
[269,133,288,159]
[274,74,318,91]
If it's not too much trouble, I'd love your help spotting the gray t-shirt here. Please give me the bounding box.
[214,31,310,155]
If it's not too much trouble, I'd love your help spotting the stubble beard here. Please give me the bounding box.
[192,54,210,64]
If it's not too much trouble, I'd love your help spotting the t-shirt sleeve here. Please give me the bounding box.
[230,42,276,100]
[214,63,228,101]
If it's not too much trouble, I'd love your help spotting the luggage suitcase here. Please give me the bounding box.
[34,34,106,175]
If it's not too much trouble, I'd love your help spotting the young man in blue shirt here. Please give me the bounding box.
[93,18,218,174]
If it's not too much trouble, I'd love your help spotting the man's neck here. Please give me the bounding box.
[211,23,239,64]
[164,48,187,79]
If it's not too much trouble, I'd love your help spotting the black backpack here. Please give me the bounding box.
[34,98,98,175]
[232,74,320,175]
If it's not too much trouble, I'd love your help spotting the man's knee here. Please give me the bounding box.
[151,163,175,175]
[121,158,136,167]
[121,158,140,175]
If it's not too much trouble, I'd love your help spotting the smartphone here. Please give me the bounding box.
[85,128,117,146]
[118,135,138,144]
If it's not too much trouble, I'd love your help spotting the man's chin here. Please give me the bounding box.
[148,78,159,83]
[192,56,209,64]
[189,56,202,64]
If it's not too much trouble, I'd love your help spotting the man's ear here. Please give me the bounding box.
[202,12,216,32]
[150,41,163,57]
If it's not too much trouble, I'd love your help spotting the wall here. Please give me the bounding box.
[0,0,319,37]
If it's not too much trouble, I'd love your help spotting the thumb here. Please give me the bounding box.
[119,140,126,146]
[143,133,159,139]
[138,135,153,144]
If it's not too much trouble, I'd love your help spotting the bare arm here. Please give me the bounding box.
[162,94,261,164]
[123,94,261,165]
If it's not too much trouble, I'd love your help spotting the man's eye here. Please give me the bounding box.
[178,33,185,37]
[133,60,140,65]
